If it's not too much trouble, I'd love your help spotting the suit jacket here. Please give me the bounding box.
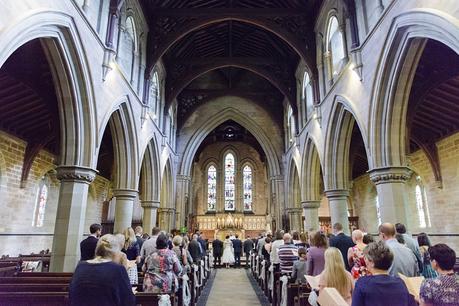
[189,239,202,263]
[80,236,98,261]
[212,239,223,256]
[232,238,243,254]
[329,232,355,271]
[197,237,207,256]
[243,239,254,254]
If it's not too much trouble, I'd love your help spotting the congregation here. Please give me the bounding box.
[71,221,459,306]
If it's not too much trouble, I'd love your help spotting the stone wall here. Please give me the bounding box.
[0,131,108,256]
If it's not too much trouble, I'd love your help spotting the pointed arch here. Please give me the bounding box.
[139,135,161,202]
[98,99,139,190]
[324,96,370,190]
[0,10,97,168]
[301,136,324,202]
[369,9,459,169]
[179,107,281,179]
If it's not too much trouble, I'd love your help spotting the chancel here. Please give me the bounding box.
[0,1,458,306]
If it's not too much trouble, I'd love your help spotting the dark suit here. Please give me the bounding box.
[189,239,202,263]
[198,237,207,257]
[212,239,223,267]
[80,236,98,261]
[329,232,355,271]
[243,239,254,266]
[232,238,243,267]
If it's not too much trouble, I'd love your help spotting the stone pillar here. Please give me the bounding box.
[176,175,191,228]
[325,189,350,234]
[50,166,96,272]
[369,166,412,225]
[270,176,284,231]
[302,200,321,232]
[141,200,160,235]
[113,189,137,233]
[290,208,303,232]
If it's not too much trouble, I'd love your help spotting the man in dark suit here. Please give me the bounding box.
[232,235,243,267]
[189,234,203,264]
[80,223,102,261]
[329,222,355,271]
[243,235,254,267]
[197,232,207,257]
[212,238,223,267]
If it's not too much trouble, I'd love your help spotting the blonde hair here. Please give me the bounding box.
[122,228,136,250]
[322,247,352,298]
[173,235,183,247]
[95,234,121,258]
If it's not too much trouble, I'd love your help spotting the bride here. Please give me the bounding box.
[221,235,235,268]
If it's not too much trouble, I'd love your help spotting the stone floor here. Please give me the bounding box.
[204,268,262,306]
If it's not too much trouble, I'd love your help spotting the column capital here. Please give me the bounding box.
[301,200,321,209]
[176,174,191,182]
[285,207,303,213]
[113,189,138,199]
[56,166,97,183]
[368,166,412,185]
[269,175,284,182]
[324,189,350,199]
[141,200,160,209]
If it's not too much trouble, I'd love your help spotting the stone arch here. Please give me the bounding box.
[301,136,324,202]
[324,96,370,190]
[98,99,139,190]
[370,9,459,169]
[0,10,96,168]
[139,135,161,202]
[286,158,301,231]
[159,157,174,231]
[179,107,281,179]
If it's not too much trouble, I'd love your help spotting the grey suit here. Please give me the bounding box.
[386,238,419,277]
[292,260,308,284]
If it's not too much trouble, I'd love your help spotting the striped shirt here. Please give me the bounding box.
[278,243,299,274]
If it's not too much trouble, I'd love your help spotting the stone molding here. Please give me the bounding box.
[324,189,350,199]
[113,189,138,199]
[176,174,191,182]
[301,200,321,209]
[368,166,412,185]
[285,207,303,213]
[56,166,97,183]
[141,200,161,209]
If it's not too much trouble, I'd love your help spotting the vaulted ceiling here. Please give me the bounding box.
[141,0,322,126]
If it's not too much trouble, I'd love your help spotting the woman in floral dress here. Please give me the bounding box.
[143,233,182,293]
[347,230,369,279]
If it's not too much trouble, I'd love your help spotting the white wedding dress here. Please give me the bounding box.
[221,239,235,264]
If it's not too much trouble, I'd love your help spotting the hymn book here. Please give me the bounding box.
[317,287,348,306]
[305,274,321,290]
[398,273,424,300]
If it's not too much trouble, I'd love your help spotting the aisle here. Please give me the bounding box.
[204,268,262,306]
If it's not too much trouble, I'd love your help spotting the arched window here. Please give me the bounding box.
[375,195,382,226]
[302,71,314,118]
[124,16,137,83]
[327,16,346,77]
[415,176,431,228]
[32,177,48,227]
[243,165,253,211]
[150,71,160,116]
[287,105,295,144]
[207,165,217,211]
[224,153,235,211]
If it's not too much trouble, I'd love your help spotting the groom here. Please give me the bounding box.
[232,235,243,267]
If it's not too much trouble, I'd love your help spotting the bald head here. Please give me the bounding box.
[378,223,396,241]
[283,233,292,244]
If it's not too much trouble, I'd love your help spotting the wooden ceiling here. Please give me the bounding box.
[0,39,59,155]
[141,0,321,125]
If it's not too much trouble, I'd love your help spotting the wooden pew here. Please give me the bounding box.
[0,283,69,292]
[0,277,71,284]
[271,263,280,306]
[135,292,179,306]
[287,283,311,306]
[16,272,73,277]
[0,292,69,306]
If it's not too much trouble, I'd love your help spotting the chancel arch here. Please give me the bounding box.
[159,157,174,232]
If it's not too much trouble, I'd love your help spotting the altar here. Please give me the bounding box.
[194,213,268,240]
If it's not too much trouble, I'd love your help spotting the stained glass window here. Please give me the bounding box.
[375,195,382,226]
[207,165,217,211]
[224,153,235,211]
[415,176,431,228]
[243,165,253,211]
[150,71,160,115]
[32,181,48,227]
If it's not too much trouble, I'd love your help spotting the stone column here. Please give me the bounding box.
[290,208,303,232]
[113,189,137,233]
[270,176,284,231]
[176,175,191,228]
[325,189,350,234]
[302,200,321,232]
[369,166,412,225]
[141,200,160,235]
[50,166,96,272]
